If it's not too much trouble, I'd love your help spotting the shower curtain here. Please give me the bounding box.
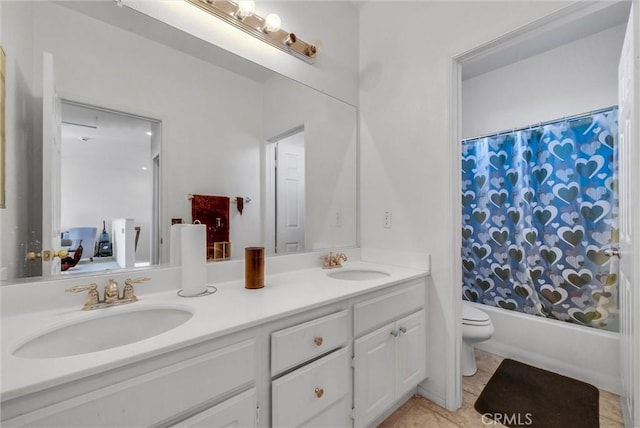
[461,107,619,332]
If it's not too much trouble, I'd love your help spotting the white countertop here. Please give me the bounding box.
[1,261,427,402]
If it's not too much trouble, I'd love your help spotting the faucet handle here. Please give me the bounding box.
[65,283,98,293]
[125,277,151,285]
[321,252,333,269]
[66,283,99,310]
[122,277,151,300]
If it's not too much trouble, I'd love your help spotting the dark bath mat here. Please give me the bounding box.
[474,359,599,428]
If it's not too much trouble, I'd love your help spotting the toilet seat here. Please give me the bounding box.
[462,303,491,326]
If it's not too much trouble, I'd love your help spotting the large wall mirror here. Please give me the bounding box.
[0,0,357,282]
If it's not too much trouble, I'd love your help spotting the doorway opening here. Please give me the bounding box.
[59,101,161,274]
[449,0,633,413]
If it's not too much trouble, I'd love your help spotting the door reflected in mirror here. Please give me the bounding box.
[267,127,306,254]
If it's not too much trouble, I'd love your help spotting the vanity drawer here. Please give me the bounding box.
[271,310,348,375]
[354,280,425,337]
[173,387,256,427]
[303,395,349,428]
[272,347,349,428]
[3,338,256,427]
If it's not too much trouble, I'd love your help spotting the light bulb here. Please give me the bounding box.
[236,0,255,19]
[263,13,281,33]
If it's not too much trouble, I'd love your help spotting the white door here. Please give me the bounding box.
[275,132,305,254]
[42,52,62,276]
[353,322,396,427]
[396,310,427,398]
[618,3,639,426]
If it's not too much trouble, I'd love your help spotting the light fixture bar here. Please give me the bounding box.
[186,0,317,64]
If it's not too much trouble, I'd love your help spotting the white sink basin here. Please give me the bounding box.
[13,307,193,359]
[327,269,390,281]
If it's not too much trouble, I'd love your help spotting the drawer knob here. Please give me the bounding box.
[314,387,324,398]
[399,326,407,334]
[390,330,399,337]
[314,336,324,346]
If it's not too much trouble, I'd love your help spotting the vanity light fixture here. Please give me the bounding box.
[186,0,317,64]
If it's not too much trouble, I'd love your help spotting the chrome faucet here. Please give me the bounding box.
[66,277,150,310]
[321,252,348,269]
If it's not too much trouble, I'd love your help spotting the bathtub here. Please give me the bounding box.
[471,302,621,393]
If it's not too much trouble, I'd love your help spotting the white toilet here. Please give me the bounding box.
[462,302,494,376]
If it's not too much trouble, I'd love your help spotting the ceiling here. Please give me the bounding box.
[61,102,153,172]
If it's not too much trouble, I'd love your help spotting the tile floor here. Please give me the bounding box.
[380,349,624,427]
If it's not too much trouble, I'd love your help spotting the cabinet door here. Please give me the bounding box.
[396,310,426,398]
[173,388,256,427]
[353,322,396,427]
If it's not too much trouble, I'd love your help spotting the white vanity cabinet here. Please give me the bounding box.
[352,281,427,427]
[271,310,350,427]
[1,265,429,428]
[2,336,257,428]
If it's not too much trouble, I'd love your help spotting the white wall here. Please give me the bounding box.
[0,1,37,280]
[463,24,625,139]
[359,0,573,408]
[60,136,152,263]
[125,0,360,106]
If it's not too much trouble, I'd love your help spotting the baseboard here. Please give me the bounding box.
[476,341,622,394]
[621,395,632,428]
[417,384,447,409]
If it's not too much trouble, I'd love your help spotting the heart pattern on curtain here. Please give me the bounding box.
[461,107,619,331]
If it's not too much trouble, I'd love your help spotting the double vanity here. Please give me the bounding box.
[1,257,428,427]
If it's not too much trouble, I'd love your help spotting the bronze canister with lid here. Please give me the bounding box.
[245,247,265,289]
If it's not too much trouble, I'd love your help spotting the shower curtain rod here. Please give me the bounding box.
[461,105,618,143]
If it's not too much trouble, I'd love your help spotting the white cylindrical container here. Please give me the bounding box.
[179,224,208,296]
[169,224,183,266]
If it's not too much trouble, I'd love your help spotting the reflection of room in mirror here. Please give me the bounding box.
[0,0,357,282]
[59,102,160,275]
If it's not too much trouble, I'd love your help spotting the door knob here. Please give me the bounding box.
[602,248,620,257]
